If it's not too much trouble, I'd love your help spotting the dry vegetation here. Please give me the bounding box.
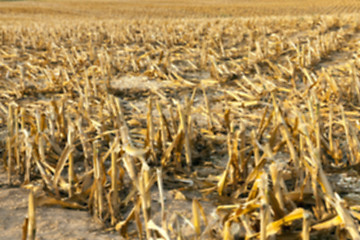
[2,0,360,239]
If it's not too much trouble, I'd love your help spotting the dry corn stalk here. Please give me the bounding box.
[27,189,36,240]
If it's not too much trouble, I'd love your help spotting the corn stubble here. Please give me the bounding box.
[2,12,360,239]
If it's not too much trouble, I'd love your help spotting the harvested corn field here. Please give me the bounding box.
[1,0,360,239]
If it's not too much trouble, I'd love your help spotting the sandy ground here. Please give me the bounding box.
[0,165,121,240]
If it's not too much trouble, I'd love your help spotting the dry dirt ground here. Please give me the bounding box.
[0,161,221,239]
[0,164,122,240]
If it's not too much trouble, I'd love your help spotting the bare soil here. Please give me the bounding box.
[0,165,120,240]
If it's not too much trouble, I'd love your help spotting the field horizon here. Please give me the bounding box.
[1,0,360,20]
